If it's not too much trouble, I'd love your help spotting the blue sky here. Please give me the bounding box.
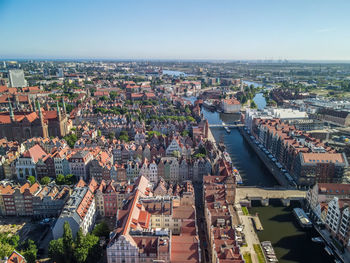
[0,0,350,60]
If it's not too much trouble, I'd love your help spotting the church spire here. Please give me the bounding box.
[62,97,66,115]
[56,101,61,120]
[8,98,15,122]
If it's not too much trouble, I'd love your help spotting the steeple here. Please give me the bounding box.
[8,98,15,122]
[33,100,37,112]
[56,101,61,120]
[62,97,66,115]
[38,100,44,121]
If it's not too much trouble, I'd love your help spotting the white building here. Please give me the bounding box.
[16,144,48,181]
[166,138,182,156]
[52,180,96,239]
[221,98,241,113]
[9,69,27,88]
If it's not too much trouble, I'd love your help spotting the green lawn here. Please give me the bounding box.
[243,252,252,263]
[242,206,249,216]
[253,244,266,263]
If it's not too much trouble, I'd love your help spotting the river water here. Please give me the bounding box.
[185,92,333,263]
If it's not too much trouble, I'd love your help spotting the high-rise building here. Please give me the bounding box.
[9,69,27,88]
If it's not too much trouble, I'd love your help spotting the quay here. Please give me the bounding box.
[236,186,306,207]
[239,127,291,187]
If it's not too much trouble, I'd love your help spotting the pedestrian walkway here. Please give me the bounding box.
[235,203,261,263]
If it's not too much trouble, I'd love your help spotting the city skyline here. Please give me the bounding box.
[1,0,350,60]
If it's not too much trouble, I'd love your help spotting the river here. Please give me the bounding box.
[185,94,332,263]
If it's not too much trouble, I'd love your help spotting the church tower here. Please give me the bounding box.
[9,99,15,122]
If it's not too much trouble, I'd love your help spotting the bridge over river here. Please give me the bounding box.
[236,186,306,207]
[209,121,244,128]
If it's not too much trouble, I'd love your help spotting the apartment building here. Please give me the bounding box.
[107,176,200,263]
[52,179,96,238]
[203,175,243,263]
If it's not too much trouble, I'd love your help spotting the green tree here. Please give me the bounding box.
[172,150,181,158]
[22,239,38,263]
[65,174,76,185]
[49,239,64,263]
[74,229,89,263]
[92,222,110,239]
[63,222,74,262]
[27,176,36,185]
[250,100,257,109]
[40,176,51,185]
[108,132,115,140]
[56,174,65,185]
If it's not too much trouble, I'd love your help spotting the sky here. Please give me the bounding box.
[0,0,350,61]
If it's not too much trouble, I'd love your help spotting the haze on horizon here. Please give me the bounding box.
[1,0,350,61]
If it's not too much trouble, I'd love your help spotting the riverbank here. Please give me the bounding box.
[239,127,291,187]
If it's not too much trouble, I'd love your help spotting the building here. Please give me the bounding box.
[0,100,70,141]
[221,98,241,113]
[52,179,96,239]
[16,144,48,181]
[203,175,243,263]
[106,176,201,263]
[252,118,348,186]
[69,151,93,181]
[9,69,26,88]
[318,108,350,127]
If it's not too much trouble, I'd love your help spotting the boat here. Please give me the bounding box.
[261,241,278,262]
[293,208,313,228]
[224,126,231,133]
[311,237,324,243]
[324,246,333,256]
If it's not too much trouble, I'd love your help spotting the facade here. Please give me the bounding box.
[221,98,241,113]
[107,176,201,263]
[9,69,27,88]
[252,118,348,186]
[16,144,48,181]
[69,151,93,181]
[52,179,96,239]
[0,101,69,141]
[203,175,243,263]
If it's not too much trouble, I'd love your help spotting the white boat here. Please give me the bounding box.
[311,237,324,243]
[224,126,231,133]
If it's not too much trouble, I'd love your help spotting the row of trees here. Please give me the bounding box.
[49,222,109,263]
[27,173,76,186]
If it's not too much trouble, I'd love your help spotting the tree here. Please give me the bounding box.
[108,132,115,140]
[250,100,257,109]
[181,130,189,137]
[172,150,180,158]
[92,222,110,239]
[65,174,76,185]
[27,176,36,185]
[74,229,89,263]
[194,153,206,158]
[56,174,65,185]
[49,238,64,263]
[22,239,38,263]
[40,176,51,185]
[109,91,118,100]
[63,222,74,262]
